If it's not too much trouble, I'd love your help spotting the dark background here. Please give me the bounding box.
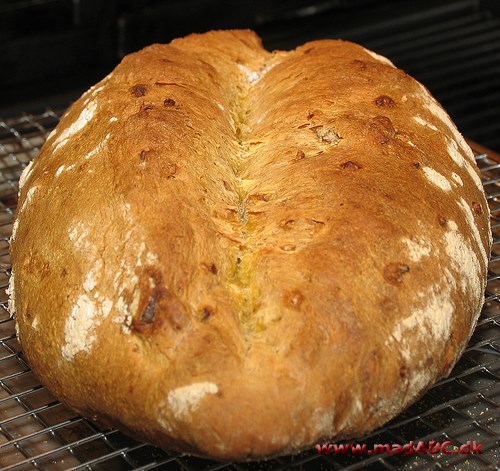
[1,0,500,150]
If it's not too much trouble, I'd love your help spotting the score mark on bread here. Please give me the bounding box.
[10,29,491,460]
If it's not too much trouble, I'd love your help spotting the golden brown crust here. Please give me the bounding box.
[10,30,491,460]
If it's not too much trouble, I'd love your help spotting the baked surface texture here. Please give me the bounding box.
[10,30,492,460]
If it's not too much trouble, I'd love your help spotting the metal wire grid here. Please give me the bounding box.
[0,110,498,471]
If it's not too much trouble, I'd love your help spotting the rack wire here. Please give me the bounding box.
[0,110,498,470]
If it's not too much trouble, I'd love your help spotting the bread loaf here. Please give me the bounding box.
[10,30,491,460]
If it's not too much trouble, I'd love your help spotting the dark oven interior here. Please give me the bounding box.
[2,0,500,151]
[0,1,499,470]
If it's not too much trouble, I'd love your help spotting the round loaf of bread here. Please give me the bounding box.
[10,30,491,460]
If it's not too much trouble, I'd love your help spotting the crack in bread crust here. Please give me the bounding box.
[228,56,273,334]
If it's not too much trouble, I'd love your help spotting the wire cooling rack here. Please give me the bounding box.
[0,110,498,471]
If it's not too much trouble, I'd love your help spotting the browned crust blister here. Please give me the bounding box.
[10,30,491,460]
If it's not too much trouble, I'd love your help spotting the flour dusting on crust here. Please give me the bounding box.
[84,133,110,160]
[52,100,97,153]
[6,272,15,318]
[167,382,218,419]
[68,222,89,249]
[113,296,133,334]
[402,237,432,262]
[62,288,113,361]
[311,408,335,437]
[391,286,453,360]
[451,172,463,186]
[413,116,438,131]
[11,219,19,242]
[406,365,435,403]
[238,64,260,84]
[457,197,488,267]
[444,220,482,299]
[62,294,98,360]
[362,48,395,66]
[417,83,476,166]
[446,139,483,190]
[421,167,452,191]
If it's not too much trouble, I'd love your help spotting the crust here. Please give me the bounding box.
[10,30,491,460]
